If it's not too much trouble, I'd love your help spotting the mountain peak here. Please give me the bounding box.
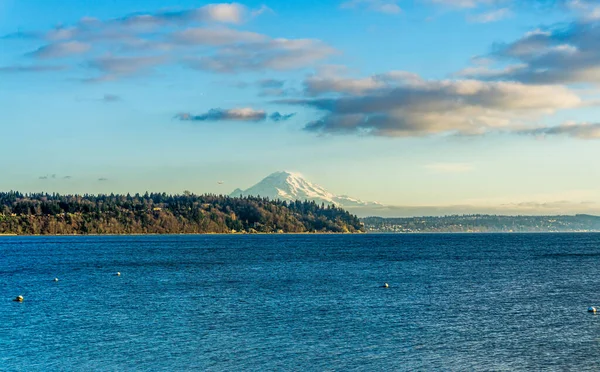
[266,170,303,180]
[230,171,382,209]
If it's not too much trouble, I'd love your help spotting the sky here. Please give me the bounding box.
[1,0,600,215]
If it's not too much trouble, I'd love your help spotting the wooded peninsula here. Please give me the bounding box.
[0,192,364,235]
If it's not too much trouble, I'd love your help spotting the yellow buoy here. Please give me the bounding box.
[116,272,121,276]
[13,295,23,302]
[383,283,389,288]
[588,306,597,313]
[53,278,59,282]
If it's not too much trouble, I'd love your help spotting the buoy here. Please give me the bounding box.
[53,278,59,282]
[383,283,389,288]
[116,272,121,276]
[589,306,597,313]
[13,295,23,302]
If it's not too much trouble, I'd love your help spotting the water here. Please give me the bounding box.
[1,234,600,371]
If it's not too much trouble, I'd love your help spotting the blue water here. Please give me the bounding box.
[1,234,600,371]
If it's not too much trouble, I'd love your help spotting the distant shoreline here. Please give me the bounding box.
[2,231,600,237]
[362,215,600,233]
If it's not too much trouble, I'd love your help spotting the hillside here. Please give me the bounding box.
[0,192,364,235]
[362,215,600,233]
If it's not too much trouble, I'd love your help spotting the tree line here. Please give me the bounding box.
[362,214,600,233]
[0,191,364,235]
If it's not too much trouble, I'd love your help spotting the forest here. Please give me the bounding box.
[0,192,364,235]
[362,214,600,233]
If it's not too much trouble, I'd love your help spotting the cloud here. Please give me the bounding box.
[185,38,336,73]
[461,20,600,85]
[32,4,254,44]
[176,108,296,122]
[454,63,526,79]
[231,78,296,96]
[102,94,121,102]
[45,26,83,41]
[304,72,414,96]
[269,112,296,121]
[516,121,600,139]
[29,41,91,59]
[279,71,583,137]
[1,31,41,39]
[169,27,267,46]
[35,3,258,43]
[176,108,267,121]
[256,79,298,96]
[427,0,504,8]
[119,3,249,26]
[257,79,286,89]
[7,3,333,80]
[38,174,71,180]
[425,163,475,173]
[251,5,275,17]
[468,7,511,22]
[567,0,600,21]
[0,65,67,72]
[85,55,166,81]
[258,88,297,97]
[340,0,402,14]
[68,3,250,37]
[422,0,564,18]
[88,55,165,74]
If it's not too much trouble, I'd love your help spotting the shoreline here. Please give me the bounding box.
[1,231,600,237]
[0,232,364,237]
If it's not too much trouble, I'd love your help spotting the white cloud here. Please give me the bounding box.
[517,121,600,140]
[567,0,600,21]
[30,41,91,59]
[6,3,335,79]
[427,0,501,8]
[251,5,275,17]
[462,21,600,85]
[175,108,296,122]
[305,75,386,96]
[280,71,584,137]
[186,38,336,73]
[199,3,248,24]
[113,3,249,29]
[177,108,267,121]
[340,0,401,14]
[0,64,67,72]
[169,27,267,46]
[86,55,166,80]
[468,7,511,23]
[454,64,527,78]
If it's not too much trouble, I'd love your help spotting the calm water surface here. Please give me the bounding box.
[1,234,600,371]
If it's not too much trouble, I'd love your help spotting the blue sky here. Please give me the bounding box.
[1,0,600,215]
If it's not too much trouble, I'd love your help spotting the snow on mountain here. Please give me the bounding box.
[230,171,382,208]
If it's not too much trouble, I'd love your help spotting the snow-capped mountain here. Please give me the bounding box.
[230,171,382,208]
